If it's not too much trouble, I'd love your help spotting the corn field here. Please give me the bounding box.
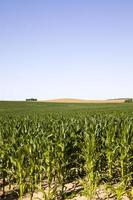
[0,113,133,199]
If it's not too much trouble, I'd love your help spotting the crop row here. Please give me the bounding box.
[0,113,133,199]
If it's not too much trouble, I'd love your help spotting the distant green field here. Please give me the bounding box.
[0,101,133,115]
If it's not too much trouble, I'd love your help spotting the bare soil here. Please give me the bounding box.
[40,98,125,104]
[0,181,132,200]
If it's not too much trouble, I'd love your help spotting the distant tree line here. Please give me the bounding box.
[26,98,37,102]
[125,98,133,103]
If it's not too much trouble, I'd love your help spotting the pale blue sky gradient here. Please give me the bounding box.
[0,0,133,100]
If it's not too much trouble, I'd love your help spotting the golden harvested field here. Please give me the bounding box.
[41,98,125,103]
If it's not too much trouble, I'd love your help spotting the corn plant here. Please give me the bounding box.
[82,118,99,200]
[0,112,133,199]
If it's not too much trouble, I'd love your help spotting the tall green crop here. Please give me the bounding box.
[0,112,133,199]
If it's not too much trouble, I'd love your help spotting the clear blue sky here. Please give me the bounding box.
[0,0,133,100]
